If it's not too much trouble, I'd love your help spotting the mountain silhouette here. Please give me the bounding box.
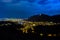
[27,14,60,22]
[27,14,51,22]
[51,15,60,23]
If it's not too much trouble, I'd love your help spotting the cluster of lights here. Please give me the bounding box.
[18,27,57,37]
[19,28,57,37]
[0,18,59,37]
[40,33,56,37]
[48,34,56,37]
[0,23,12,26]
[18,28,57,37]
[18,21,57,34]
[0,20,58,37]
[19,29,57,37]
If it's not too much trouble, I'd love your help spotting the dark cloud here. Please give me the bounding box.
[0,0,60,18]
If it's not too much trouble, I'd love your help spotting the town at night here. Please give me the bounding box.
[0,0,60,40]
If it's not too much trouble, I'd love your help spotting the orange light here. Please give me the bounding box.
[53,34,56,36]
[48,34,52,36]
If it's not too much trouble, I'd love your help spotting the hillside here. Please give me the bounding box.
[27,14,60,23]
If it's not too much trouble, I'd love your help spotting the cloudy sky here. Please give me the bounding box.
[0,0,60,18]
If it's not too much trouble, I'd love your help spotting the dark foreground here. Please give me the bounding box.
[0,21,59,40]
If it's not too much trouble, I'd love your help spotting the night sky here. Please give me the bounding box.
[0,0,60,18]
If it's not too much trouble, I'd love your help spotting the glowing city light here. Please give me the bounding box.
[53,34,56,36]
[48,34,52,36]
[40,33,43,36]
